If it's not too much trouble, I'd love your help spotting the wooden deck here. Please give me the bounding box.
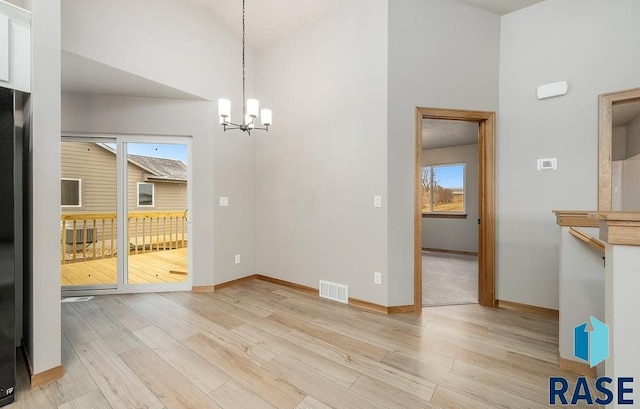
[61,248,188,286]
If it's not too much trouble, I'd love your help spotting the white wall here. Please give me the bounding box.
[625,114,640,158]
[387,0,499,305]
[61,0,244,103]
[255,0,389,305]
[23,0,61,375]
[422,144,479,253]
[498,0,640,309]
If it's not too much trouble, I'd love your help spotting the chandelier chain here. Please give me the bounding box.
[242,0,246,117]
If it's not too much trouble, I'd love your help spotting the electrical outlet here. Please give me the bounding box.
[219,197,229,206]
[234,254,240,264]
[374,272,382,285]
[374,195,382,208]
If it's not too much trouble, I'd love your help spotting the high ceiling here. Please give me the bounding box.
[62,51,204,100]
[181,0,343,50]
[422,119,478,150]
[182,0,546,50]
[61,0,548,97]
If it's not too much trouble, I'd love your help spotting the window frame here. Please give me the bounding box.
[421,162,467,217]
[61,178,82,208]
[136,182,155,207]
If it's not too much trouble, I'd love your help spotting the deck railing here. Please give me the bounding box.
[61,211,188,264]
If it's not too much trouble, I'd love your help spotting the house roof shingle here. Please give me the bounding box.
[128,154,187,182]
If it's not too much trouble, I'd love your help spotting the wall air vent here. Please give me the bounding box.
[319,280,349,304]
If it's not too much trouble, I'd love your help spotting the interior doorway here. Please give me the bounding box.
[420,120,479,306]
[414,107,496,310]
[598,86,640,211]
[60,135,192,295]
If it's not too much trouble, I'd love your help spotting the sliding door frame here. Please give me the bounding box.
[61,133,193,296]
[61,135,118,293]
[119,135,192,293]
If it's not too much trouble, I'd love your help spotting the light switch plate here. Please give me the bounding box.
[374,195,382,208]
[537,158,557,171]
[219,197,229,206]
[234,254,240,264]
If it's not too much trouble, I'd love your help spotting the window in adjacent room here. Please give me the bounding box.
[421,163,465,214]
[61,178,82,207]
[137,182,155,207]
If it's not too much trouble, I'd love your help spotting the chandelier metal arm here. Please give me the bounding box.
[222,120,269,135]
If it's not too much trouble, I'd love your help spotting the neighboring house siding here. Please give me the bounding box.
[62,141,117,212]
[61,142,187,213]
[151,183,188,210]
[126,168,187,211]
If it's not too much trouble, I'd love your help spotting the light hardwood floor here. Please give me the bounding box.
[9,280,596,409]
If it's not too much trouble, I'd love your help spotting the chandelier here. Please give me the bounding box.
[217,0,272,134]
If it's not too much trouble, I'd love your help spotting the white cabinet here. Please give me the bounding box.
[0,1,30,92]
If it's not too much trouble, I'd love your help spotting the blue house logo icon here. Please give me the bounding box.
[574,316,609,367]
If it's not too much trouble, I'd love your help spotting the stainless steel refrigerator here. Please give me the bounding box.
[0,86,17,407]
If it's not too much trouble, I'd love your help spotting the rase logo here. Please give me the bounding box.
[574,316,609,367]
[550,316,634,405]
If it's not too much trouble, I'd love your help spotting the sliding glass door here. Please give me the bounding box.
[61,138,118,290]
[61,136,191,294]
[124,142,189,288]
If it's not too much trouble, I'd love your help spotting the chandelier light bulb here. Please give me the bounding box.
[246,99,259,118]
[218,99,231,120]
[261,109,272,126]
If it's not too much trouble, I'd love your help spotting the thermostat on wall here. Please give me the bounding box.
[537,158,557,171]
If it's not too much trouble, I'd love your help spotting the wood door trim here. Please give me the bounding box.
[497,299,559,318]
[598,87,640,211]
[415,107,496,310]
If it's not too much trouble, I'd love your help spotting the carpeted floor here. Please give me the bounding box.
[423,251,478,307]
